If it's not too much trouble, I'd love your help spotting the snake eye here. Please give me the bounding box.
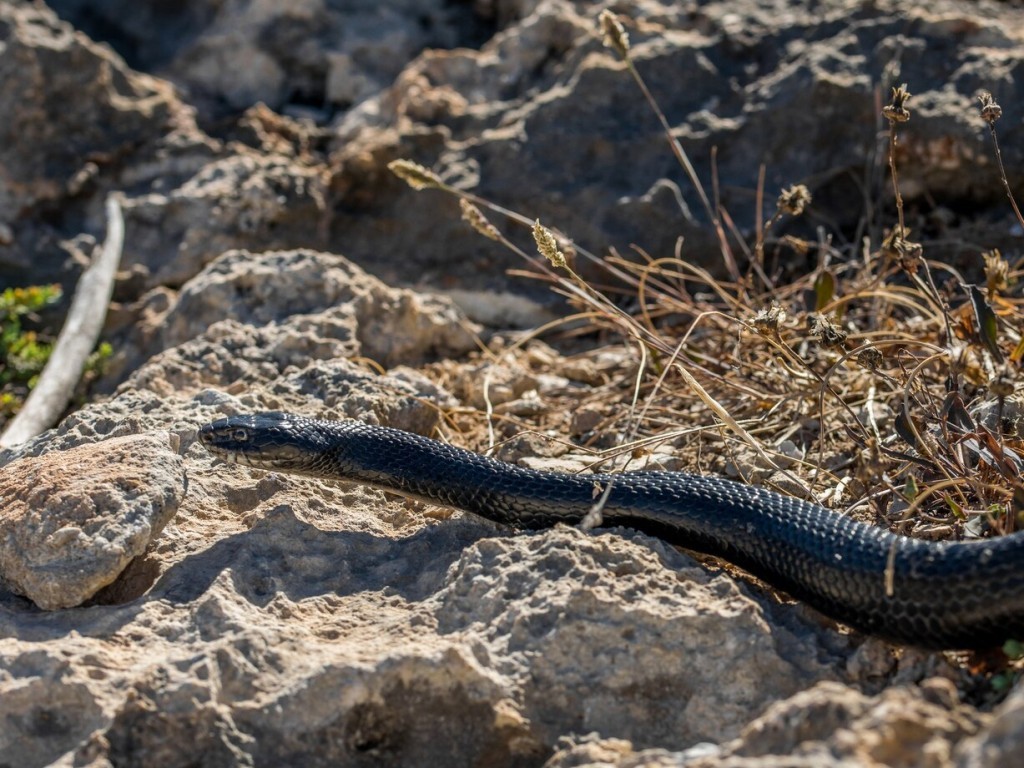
[233,429,250,442]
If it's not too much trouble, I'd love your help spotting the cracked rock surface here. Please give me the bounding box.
[3,0,1024,766]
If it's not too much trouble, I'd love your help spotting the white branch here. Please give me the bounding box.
[0,195,124,448]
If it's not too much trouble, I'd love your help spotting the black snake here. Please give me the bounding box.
[199,411,1024,649]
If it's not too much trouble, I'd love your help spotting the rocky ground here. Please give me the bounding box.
[3,1,1024,766]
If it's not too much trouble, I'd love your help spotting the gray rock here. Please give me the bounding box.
[956,680,1024,768]
[326,0,1024,290]
[0,1,176,284]
[435,528,835,748]
[543,680,988,767]
[12,0,1024,303]
[1,0,1023,765]
[50,0,490,115]
[160,247,479,367]
[121,154,329,292]
[98,247,480,392]
[0,433,186,609]
[0,646,108,768]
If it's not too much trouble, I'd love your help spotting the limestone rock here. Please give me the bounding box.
[0,433,186,609]
[1,0,1023,765]
[0,1,177,284]
[160,248,479,368]
[956,680,1024,768]
[544,680,988,768]
[100,247,480,392]
[120,152,328,293]
[50,0,487,116]
[326,0,1024,290]
[435,528,836,748]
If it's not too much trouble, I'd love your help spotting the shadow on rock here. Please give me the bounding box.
[153,505,499,607]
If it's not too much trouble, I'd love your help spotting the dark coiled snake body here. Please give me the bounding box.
[199,412,1024,649]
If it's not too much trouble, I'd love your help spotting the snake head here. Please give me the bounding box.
[199,412,326,472]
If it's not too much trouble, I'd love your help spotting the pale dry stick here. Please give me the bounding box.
[0,195,124,448]
[482,368,498,453]
[884,539,898,598]
[579,479,616,531]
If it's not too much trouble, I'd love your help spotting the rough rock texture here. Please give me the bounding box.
[326,0,1024,290]
[49,0,493,115]
[544,679,988,767]
[162,248,478,365]
[100,246,480,387]
[0,1,180,287]
[3,0,1024,765]
[0,433,185,609]
[0,3,174,218]
[0,245,849,766]
[120,152,329,291]
[9,0,1024,304]
[2,266,1018,763]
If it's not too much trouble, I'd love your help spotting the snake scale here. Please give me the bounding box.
[199,411,1024,649]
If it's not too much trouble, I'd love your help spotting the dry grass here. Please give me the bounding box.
[392,12,1024,552]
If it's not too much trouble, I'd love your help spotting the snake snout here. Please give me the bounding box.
[198,414,313,470]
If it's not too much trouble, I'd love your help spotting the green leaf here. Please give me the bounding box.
[968,283,1002,362]
[813,270,836,312]
[1003,639,1024,660]
[902,474,919,502]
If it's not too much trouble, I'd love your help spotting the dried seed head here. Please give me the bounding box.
[882,83,912,124]
[807,313,848,349]
[387,159,443,190]
[533,220,567,268]
[857,346,884,371]
[777,184,812,216]
[599,10,630,60]
[979,91,1003,124]
[459,198,501,242]
[984,248,1010,295]
[989,365,1016,399]
[752,303,786,336]
[881,225,923,272]
[780,235,812,255]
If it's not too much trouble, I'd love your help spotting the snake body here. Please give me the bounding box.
[199,412,1024,649]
